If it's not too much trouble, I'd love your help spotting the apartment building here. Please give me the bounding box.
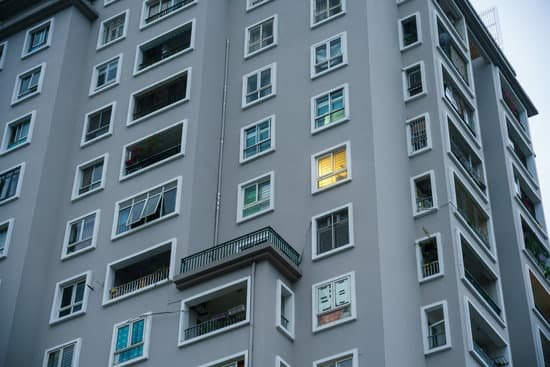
[0,0,547,366]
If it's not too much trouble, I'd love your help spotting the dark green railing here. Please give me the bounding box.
[465,269,501,316]
[180,227,301,274]
[184,310,246,340]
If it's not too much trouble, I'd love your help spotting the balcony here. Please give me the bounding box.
[438,21,469,84]
[523,220,550,280]
[529,270,550,325]
[468,303,510,366]
[501,84,526,130]
[455,177,490,248]
[418,236,441,280]
[145,0,194,24]
[507,122,536,179]
[175,227,301,290]
[443,71,476,136]
[436,0,466,41]
[184,305,246,340]
[137,22,192,71]
[450,123,485,192]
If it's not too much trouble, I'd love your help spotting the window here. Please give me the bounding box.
[402,62,426,101]
[128,69,190,124]
[311,33,347,78]
[311,0,346,27]
[135,21,194,74]
[90,55,122,95]
[443,67,476,135]
[312,203,353,259]
[122,122,186,179]
[98,10,128,49]
[399,13,421,50]
[49,271,91,324]
[72,154,107,200]
[240,115,275,163]
[178,277,251,345]
[247,0,272,11]
[198,352,248,367]
[0,41,7,69]
[62,210,99,259]
[411,171,437,216]
[245,15,277,57]
[2,111,35,154]
[448,120,485,192]
[43,339,81,367]
[406,114,431,156]
[237,172,274,223]
[421,301,451,354]
[242,63,276,108]
[109,315,152,367]
[415,233,443,282]
[0,164,24,205]
[437,20,469,85]
[454,175,490,248]
[82,103,115,146]
[276,280,295,339]
[435,0,466,41]
[113,177,181,238]
[313,349,358,367]
[12,63,45,105]
[141,0,196,28]
[311,84,349,133]
[312,272,356,332]
[311,142,351,193]
[0,218,14,258]
[22,19,53,57]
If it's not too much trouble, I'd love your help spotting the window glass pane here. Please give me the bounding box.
[315,45,327,64]
[161,187,177,214]
[142,193,162,218]
[128,200,146,224]
[116,325,129,351]
[131,319,145,344]
[82,215,95,240]
[117,207,131,234]
[47,350,60,367]
[60,285,73,308]
[336,357,353,367]
[68,221,82,244]
[60,344,74,367]
[74,281,85,303]
[244,185,257,206]
[247,74,257,94]
[258,180,271,200]
[260,69,271,87]
[245,127,257,148]
[334,277,350,306]
[317,284,333,313]
[318,154,333,177]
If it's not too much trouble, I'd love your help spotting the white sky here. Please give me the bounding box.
[470,0,550,224]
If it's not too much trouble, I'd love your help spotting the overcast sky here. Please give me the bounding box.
[469,0,550,223]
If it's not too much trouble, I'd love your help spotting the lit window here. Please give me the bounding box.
[242,63,276,107]
[312,84,349,132]
[245,16,277,57]
[50,272,91,324]
[72,155,107,200]
[110,315,151,366]
[23,19,52,56]
[237,172,274,222]
[240,116,274,162]
[311,33,347,78]
[313,272,356,332]
[311,0,345,26]
[312,143,351,193]
[99,11,127,48]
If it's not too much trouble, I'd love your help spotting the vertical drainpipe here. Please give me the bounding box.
[248,262,256,366]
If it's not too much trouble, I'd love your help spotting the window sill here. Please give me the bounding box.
[408,146,432,158]
[61,245,96,261]
[0,141,30,156]
[89,81,119,97]
[413,207,438,218]
[96,36,126,52]
[425,344,451,356]
[404,91,427,103]
[139,1,197,30]
[134,47,193,77]
[312,243,354,261]
[127,98,189,127]
[419,272,444,284]
[111,211,179,241]
[241,93,275,110]
[246,0,273,11]
[21,44,50,60]
[120,153,184,182]
[81,131,112,148]
[311,116,350,135]
[11,91,40,106]
[113,355,148,367]
[311,62,347,80]
[244,43,277,59]
[310,11,346,29]
[276,324,294,341]
[0,195,19,207]
[313,315,356,334]
[103,279,170,306]
[49,310,86,326]
[71,186,104,202]
[400,41,422,52]
[240,147,275,164]
[178,320,249,347]
[237,207,274,224]
[312,177,351,195]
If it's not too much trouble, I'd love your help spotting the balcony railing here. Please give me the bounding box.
[451,141,486,192]
[457,206,490,248]
[145,0,193,24]
[183,307,246,340]
[139,45,188,70]
[473,341,508,367]
[524,228,550,280]
[428,332,447,349]
[464,269,501,316]
[110,267,169,299]
[422,261,440,278]
[416,196,434,212]
[133,92,185,120]
[180,227,301,274]
[125,144,181,175]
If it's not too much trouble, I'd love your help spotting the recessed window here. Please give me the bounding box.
[72,154,108,200]
[311,84,349,133]
[311,33,347,78]
[247,0,272,11]
[411,171,437,216]
[0,218,14,258]
[403,62,426,101]
[240,115,275,163]
[113,177,181,238]
[141,0,196,28]
[109,315,152,367]
[406,113,431,156]
[22,19,53,57]
[443,67,476,135]
[313,272,356,332]
[49,271,91,324]
[448,120,486,192]
[311,0,346,27]
[313,349,358,367]
[43,339,81,367]
[311,142,351,193]
[245,15,277,58]
[421,301,451,354]
[415,233,443,282]
[437,20,469,85]
[237,172,274,223]
[276,280,295,339]
[399,13,421,50]
[90,55,122,96]
[242,63,276,108]
[454,175,490,248]
[62,210,99,259]
[312,203,353,259]
[0,41,7,69]
[1,111,35,154]
[12,63,45,105]
[98,10,128,49]
[0,163,24,205]
[82,103,115,146]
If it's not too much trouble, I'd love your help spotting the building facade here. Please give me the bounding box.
[0,0,547,366]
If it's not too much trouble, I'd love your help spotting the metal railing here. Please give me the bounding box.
[422,261,440,278]
[464,269,501,316]
[110,267,169,299]
[524,227,550,280]
[456,205,490,248]
[450,140,486,191]
[125,144,181,174]
[145,0,193,23]
[184,309,246,340]
[133,92,185,120]
[139,44,188,70]
[428,332,447,349]
[473,341,508,367]
[180,227,301,274]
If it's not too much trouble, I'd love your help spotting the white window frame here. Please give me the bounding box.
[61,209,100,260]
[276,279,295,340]
[139,0,197,30]
[120,120,187,181]
[406,113,432,157]
[102,239,176,305]
[111,176,182,240]
[311,83,350,134]
[0,218,14,259]
[71,153,108,201]
[1,111,36,155]
[244,15,278,58]
[49,271,92,325]
[105,0,119,5]
[276,356,291,367]
[11,63,46,105]
[239,115,276,163]
[241,63,277,108]
[236,171,275,223]
[178,277,252,346]
[0,162,25,206]
[311,141,352,194]
[133,20,195,76]
[247,0,273,11]
[420,300,452,355]
[197,351,249,367]
[415,232,443,283]
[108,313,152,367]
[42,338,82,367]
[310,0,346,28]
[312,271,357,333]
[97,10,130,50]
[21,18,54,58]
[410,170,437,217]
[398,12,422,51]
[0,41,7,70]
[402,61,427,102]
[310,32,348,79]
[127,68,191,126]
[81,102,116,147]
[312,203,354,260]
[313,349,359,367]
[89,54,122,96]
